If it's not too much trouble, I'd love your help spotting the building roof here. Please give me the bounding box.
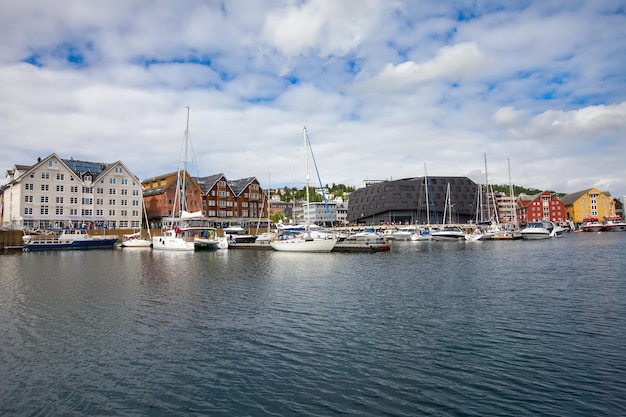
[194,173,225,194]
[228,177,256,197]
[560,189,592,206]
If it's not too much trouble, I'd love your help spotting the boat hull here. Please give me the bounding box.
[23,238,118,251]
[121,239,152,248]
[270,237,337,252]
[520,231,551,240]
[152,236,195,251]
[431,232,466,241]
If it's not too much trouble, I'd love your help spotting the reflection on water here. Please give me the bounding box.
[1,233,626,416]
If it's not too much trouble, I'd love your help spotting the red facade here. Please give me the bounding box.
[517,191,566,224]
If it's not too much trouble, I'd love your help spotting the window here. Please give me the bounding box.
[56,197,64,204]
[41,172,49,179]
[121,210,128,216]
[82,187,93,194]
[121,189,128,195]
[71,186,79,193]
[25,195,33,203]
[96,209,104,216]
[96,188,104,194]
[24,183,34,190]
[109,199,116,205]
[96,199,103,205]
[109,210,116,216]
[70,209,78,215]
[48,160,58,168]
[24,207,33,215]
[109,178,117,184]
[41,184,49,191]
[41,196,49,203]
[82,198,92,205]
[56,185,64,192]
[82,209,93,216]
[40,206,49,215]
[121,200,128,206]
[121,178,128,185]
[70,197,78,204]
[109,189,116,195]
[56,173,64,180]
[55,206,64,215]
[115,167,123,174]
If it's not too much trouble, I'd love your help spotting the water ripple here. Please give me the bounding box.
[2,233,626,416]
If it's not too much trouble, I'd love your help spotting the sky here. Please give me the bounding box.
[1,0,626,198]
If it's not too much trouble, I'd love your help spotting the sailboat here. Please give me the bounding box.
[270,127,337,252]
[121,198,153,247]
[416,163,436,241]
[254,173,278,245]
[152,107,223,251]
[491,158,522,240]
[467,154,503,241]
[431,183,466,241]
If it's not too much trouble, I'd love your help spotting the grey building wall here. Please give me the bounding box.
[347,176,479,225]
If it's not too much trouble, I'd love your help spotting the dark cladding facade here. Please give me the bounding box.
[347,176,479,225]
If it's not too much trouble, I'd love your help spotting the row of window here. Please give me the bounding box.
[25,207,140,216]
[26,184,140,195]
[24,196,140,206]
[37,171,133,185]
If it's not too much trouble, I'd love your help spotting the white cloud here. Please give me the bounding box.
[353,42,488,94]
[1,0,626,200]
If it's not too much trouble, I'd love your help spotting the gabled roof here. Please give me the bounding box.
[228,177,257,197]
[143,171,201,197]
[194,173,226,194]
[560,189,592,206]
[62,158,108,178]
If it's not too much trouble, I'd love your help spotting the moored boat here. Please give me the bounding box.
[121,231,152,248]
[581,217,605,232]
[520,220,562,240]
[22,228,118,251]
[603,216,626,232]
[270,127,337,253]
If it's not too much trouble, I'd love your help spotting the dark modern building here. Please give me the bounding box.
[347,176,479,225]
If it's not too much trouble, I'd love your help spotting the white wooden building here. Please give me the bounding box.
[2,153,143,230]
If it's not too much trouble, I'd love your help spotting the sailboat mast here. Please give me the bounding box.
[483,153,490,221]
[508,158,517,224]
[303,126,310,231]
[424,163,430,225]
[180,106,190,214]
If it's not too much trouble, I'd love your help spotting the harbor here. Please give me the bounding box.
[2,231,625,416]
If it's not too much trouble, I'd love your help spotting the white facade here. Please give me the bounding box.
[2,154,143,230]
[295,201,338,225]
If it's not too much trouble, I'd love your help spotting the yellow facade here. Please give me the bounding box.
[565,188,616,223]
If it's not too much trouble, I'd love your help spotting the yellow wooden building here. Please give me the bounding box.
[561,188,616,223]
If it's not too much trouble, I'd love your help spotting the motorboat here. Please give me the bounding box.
[343,229,385,245]
[581,217,605,232]
[431,226,466,241]
[520,220,562,240]
[603,216,626,232]
[223,226,258,244]
[391,226,418,241]
[22,228,118,251]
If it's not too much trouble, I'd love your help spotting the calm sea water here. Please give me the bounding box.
[1,232,626,416]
